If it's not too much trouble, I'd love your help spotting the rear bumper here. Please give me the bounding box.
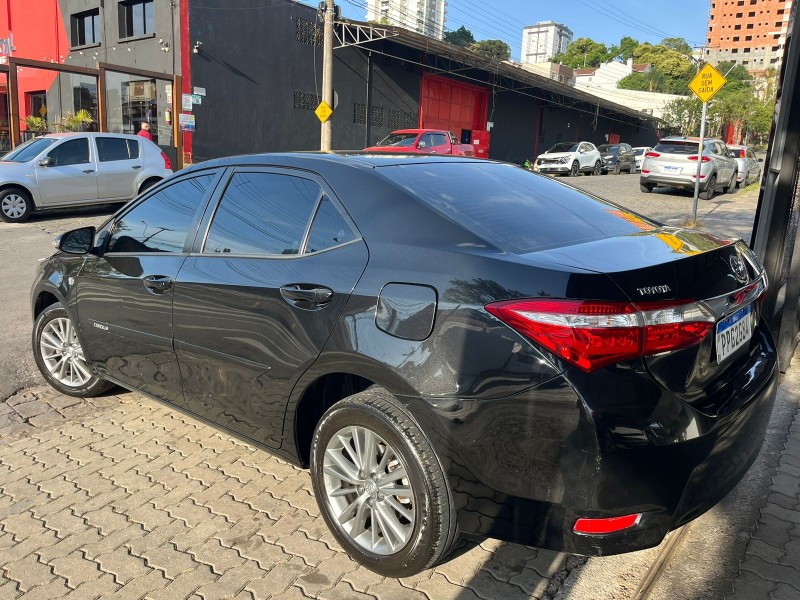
[640,173,713,191]
[415,324,778,556]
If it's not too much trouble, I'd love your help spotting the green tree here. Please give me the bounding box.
[470,39,511,61]
[551,37,610,68]
[444,26,475,48]
[662,97,703,136]
[610,36,640,62]
[634,43,693,79]
[660,37,693,55]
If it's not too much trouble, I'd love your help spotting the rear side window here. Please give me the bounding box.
[381,162,645,254]
[97,137,139,162]
[204,172,320,255]
[107,175,213,253]
[49,138,90,166]
[306,196,356,253]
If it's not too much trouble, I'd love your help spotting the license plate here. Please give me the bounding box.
[662,166,681,174]
[716,304,752,363]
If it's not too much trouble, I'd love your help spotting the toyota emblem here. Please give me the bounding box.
[730,254,748,284]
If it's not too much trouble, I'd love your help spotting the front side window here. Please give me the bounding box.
[204,172,320,256]
[119,0,154,38]
[107,174,213,253]
[97,137,139,162]
[419,133,435,148]
[49,139,90,166]
[431,133,448,147]
[71,9,101,47]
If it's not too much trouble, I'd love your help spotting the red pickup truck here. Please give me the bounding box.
[365,129,475,156]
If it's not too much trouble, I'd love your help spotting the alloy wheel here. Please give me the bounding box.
[1,193,28,219]
[39,317,93,387]
[322,425,415,555]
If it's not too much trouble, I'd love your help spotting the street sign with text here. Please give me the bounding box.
[689,64,727,103]
[315,101,333,123]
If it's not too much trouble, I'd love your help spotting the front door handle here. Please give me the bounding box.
[83,169,95,174]
[143,275,173,294]
[280,284,333,305]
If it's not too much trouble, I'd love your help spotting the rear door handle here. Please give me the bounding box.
[143,275,173,294]
[83,169,95,174]
[280,284,333,305]
[132,165,142,170]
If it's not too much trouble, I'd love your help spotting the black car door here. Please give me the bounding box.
[75,170,222,402]
[171,168,369,448]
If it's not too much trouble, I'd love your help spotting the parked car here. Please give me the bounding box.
[597,143,636,174]
[32,154,777,577]
[365,129,474,156]
[633,146,652,172]
[534,141,602,176]
[728,144,763,187]
[0,132,173,223]
[640,136,738,200]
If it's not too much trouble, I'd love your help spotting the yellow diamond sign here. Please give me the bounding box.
[315,100,333,123]
[689,64,727,103]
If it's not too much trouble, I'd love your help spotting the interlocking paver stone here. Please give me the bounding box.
[4,553,59,592]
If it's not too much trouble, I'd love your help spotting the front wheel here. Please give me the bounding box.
[310,388,458,577]
[587,161,601,176]
[725,171,738,194]
[0,188,33,223]
[613,161,621,175]
[570,161,580,177]
[32,303,114,397]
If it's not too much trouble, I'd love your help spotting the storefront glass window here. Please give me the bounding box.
[104,70,173,148]
[0,71,10,152]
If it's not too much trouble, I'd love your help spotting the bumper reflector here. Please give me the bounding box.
[573,513,641,534]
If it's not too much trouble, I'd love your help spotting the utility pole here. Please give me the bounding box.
[320,0,335,151]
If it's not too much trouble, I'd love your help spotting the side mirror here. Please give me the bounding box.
[55,226,95,255]
[38,156,54,167]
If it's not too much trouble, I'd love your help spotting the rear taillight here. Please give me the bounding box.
[687,155,712,162]
[574,514,641,535]
[485,298,715,372]
[641,169,650,174]
[160,151,172,170]
[645,151,660,158]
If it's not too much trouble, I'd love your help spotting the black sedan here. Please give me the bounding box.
[31,154,777,577]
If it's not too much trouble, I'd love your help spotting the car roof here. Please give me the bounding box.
[40,132,142,141]
[179,152,486,175]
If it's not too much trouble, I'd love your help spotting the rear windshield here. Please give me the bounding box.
[653,141,703,154]
[547,142,579,153]
[376,132,418,147]
[379,162,648,254]
[634,148,646,155]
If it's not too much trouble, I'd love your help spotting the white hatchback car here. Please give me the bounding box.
[0,132,173,223]
[633,146,652,172]
[534,141,602,177]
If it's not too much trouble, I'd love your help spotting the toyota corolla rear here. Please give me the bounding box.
[373,160,778,555]
[641,139,716,191]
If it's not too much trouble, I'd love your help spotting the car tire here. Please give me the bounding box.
[640,183,654,193]
[587,161,601,176]
[725,172,738,194]
[613,162,621,175]
[700,174,717,200]
[570,161,580,177]
[310,388,458,577]
[0,187,33,223]
[32,303,115,397]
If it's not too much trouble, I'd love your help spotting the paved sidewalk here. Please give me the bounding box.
[728,359,800,600]
[0,387,577,600]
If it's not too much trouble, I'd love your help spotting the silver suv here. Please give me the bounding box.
[639,136,738,200]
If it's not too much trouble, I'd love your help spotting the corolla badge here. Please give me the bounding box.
[730,254,749,283]
[637,285,672,295]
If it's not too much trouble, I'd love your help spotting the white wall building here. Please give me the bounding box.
[521,21,573,64]
[366,0,446,39]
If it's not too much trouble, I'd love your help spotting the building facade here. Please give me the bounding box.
[706,0,794,72]
[365,0,446,39]
[521,21,572,65]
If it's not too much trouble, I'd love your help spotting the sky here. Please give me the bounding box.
[338,0,711,62]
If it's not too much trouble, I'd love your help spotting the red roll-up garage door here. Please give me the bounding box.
[421,74,488,142]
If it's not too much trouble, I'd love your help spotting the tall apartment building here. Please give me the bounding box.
[366,0,446,39]
[706,0,794,72]
[521,21,573,64]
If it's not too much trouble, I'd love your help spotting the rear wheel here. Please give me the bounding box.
[0,188,33,223]
[700,174,717,200]
[32,303,114,397]
[570,161,580,177]
[310,388,458,577]
[640,183,654,193]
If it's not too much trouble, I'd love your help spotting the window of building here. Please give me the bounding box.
[71,9,101,47]
[749,0,756,4]
[745,35,752,41]
[743,47,750,52]
[732,48,738,53]
[118,0,154,39]
[737,0,744,5]
[776,21,782,26]
[733,36,740,41]
[746,23,754,29]
[748,11,755,16]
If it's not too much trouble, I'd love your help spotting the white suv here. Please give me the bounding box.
[534,141,602,177]
[0,132,173,223]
